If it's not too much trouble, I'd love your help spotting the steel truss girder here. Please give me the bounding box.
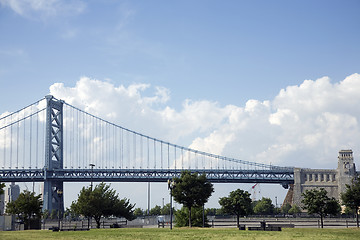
[0,168,294,186]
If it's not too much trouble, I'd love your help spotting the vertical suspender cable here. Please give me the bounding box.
[133,133,136,169]
[174,146,176,170]
[160,142,163,169]
[113,125,115,169]
[9,114,12,169]
[77,109,80,168]
[188,150,190,170]
[71,107,74,168]
[181,148,184,170]
[147,137,149,169]
[3,117,6,168]
[36,108,39,169]
[167,143,170,169]
[126,130,129,169]
[140,136,143,169]
[82,111,84,168]
[23,108,26,169]
[29,105,33,169]
[17,111,20,169]
[121,128,123,169]
[153,139,156,169]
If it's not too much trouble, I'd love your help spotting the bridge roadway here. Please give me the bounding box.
[0,168,294,187]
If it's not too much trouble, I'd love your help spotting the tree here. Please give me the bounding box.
[288,204,301,216]
[6,190,43,230]
[253,197,274,215]
[219,189,252,228]
[161,203,174,215]
[71,183,135,228]
[172,170,214,227]
[149,205,162,216]
[134,208,144,217]
[281,203,292,214]
[0,182,5,196]
[302,188,341,228]
[341,176,360,228]
[175,206,210,227]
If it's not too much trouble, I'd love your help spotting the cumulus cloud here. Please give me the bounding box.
[0,0,85,19]
[49,73,360,169]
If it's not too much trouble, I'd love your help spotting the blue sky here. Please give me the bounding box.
[1,1,359,111]
[1,0,360,209]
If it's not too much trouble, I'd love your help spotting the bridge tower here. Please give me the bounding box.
[42,95,64,215]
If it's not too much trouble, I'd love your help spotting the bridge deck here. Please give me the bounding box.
[0,168,294,185]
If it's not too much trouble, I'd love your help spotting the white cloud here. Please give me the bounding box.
[0,0,85,19]
[48,73,360,171]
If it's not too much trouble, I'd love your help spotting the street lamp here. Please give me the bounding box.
[89,163,95,229]
[56,189,63,231]
[167,179,175,230]
[89,163,95,190]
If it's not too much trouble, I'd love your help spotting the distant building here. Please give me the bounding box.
[3,182,20,213]
[292,150,357,207]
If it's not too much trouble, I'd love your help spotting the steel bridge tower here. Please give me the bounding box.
[42,95,64,215]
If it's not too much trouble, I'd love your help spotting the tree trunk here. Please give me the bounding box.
[188,207,192,228]
[356,211,359,228]
[237,215,240,228]
[95,216,101,228]
[320,215,324,228]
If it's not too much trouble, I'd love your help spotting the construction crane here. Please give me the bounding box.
[250,183,261,201]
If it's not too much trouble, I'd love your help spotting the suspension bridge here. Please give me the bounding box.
[0,95,294,213]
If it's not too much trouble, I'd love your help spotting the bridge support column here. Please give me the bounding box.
[42,95,64,216]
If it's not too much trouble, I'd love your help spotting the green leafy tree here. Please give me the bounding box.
[175,206,209,227]
[344,206,356,215]
[288,204,301,216]
[0,182,5,196]
[219,189,252,228]
[71,183,135,228]
[206,208,217,216]
[215,208,225,216]
[134,208,144,217]
[50,209,58,220]
[161,203,173,215]
[42,209,49,220]
[149,205,162,216]
[281,203,292,214]
[341,176,360,227]
[172,170,214,227]
[253,197,274,215]
[6,190,43,230]
[302,188,341,228]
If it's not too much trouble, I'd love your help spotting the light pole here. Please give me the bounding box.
[89,163,95,229]
[56,189,63,231]
[167,179,175,230]
[89,163,95,190]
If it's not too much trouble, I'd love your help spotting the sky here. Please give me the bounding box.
[1,0,360,210]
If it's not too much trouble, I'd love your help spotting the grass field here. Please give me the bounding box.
[1,228,360,240]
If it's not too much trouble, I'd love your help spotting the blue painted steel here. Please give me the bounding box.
[0,168,294,185]
[43,95,64,214]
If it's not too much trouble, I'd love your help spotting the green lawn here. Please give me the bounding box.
[0,228,360,240]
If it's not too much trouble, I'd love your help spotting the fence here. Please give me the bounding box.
[209,217,359,228]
